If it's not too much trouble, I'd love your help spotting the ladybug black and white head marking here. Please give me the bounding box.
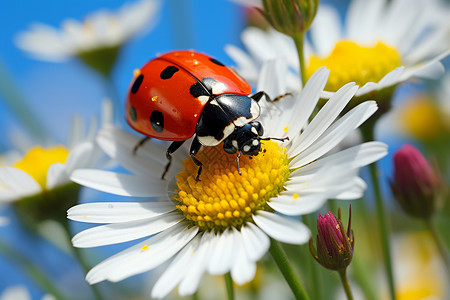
[223,121,264,155]
[196,94,261,147]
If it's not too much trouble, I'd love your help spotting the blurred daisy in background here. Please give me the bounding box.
[68,64,387,298]
[14,0,160,77]
[387,232,448,300]
[0,286,55,300]
[227,0,450,98]
[0,100,112,224]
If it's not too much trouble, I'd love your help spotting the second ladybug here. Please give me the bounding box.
[126,50,288,180]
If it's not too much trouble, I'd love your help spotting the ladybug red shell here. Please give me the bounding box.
[126,50,282,180]
[126,50,253,142]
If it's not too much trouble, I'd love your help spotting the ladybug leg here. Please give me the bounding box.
[236,151,242,175]
[251,91,292,102]
[189,138,203,181]
[162,141,185,180]
[133,137,151,155]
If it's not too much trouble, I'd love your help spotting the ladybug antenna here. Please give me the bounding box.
[260,136,290,142]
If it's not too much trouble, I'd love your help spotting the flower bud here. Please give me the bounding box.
[309,207,354,271]
[259,0,319,38]
[391,144,442,219]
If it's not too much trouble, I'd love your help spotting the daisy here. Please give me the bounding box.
[68,63,387,298]
[0,100,112,208]
[15,0,159,63]
[226,0,450,98]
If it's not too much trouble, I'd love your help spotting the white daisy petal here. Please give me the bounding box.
[0,167,41,201]
[253,211,311,245]
[178,232,215,296]
[72,212,182,248]
[231,228,256,285]
[207,228,236,275]
[334,177,367,200]
[151,234,203,299]
[290,141,388,175]
[289,101,378,168]
[268,193,329,216]
[71,169,167,197]
[289,82,358,156]
[284,67,330,138]
[311,5,342,56]
[67,201,175,224]
[240,222,270,262]
[46,163,69,190]
[86,223,197,284]
[65,142,97,174]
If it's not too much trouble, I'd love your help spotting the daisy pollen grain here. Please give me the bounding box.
[174,140,290,232]
[307,41,402,91]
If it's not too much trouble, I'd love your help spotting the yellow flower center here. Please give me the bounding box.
[307,41,402,92]
[174,141,290,232]
[13,146,69,189]
[398,96,443,140]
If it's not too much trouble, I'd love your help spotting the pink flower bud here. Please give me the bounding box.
[391,144,441,219]
[309,207,354,271]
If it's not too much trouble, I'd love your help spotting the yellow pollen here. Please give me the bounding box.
[133,69,141,78]
[152,96,158,102]
[292,193,299,199]
[307,41,402,92]
[141,244,149,251]
[13,146,69,190]
[174,141,290,232]
[283,125,289,132]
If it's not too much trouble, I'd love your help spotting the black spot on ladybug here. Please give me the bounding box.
[160,66,179,79]
[209,58,225,66]
[190,81,210,98]
[150,110,164,133]
[131,74,144,94]
[129,106,137,122]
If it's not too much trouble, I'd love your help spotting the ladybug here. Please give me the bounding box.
[126,50,288,180]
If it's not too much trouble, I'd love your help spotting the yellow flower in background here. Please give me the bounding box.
[388,232,448,300]
[397,95,444,140]
[227,0,450,98]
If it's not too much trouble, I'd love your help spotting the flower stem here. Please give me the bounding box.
[0,239,68,300]
[303,213,322,300]
[360,125,396,300]
[269,239,310,300]
[224,272,235,300]
[62,219,104,300]
[424,218,450,274]
[338,268,354,300]
[292,33,307,88]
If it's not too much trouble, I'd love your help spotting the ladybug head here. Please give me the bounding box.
[223,121,264,156]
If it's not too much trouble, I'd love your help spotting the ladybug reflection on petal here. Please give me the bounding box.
[126,50,288,180]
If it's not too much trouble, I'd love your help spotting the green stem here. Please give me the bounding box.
[303,214,322,300]
[62,219,103,300]
[360,126,396,300]
[338,268,354,300]
[0,239,68,300]
[292,34,307,88]
[224,273,235,300]
[424,218,450,274]
[269,239,310,300]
